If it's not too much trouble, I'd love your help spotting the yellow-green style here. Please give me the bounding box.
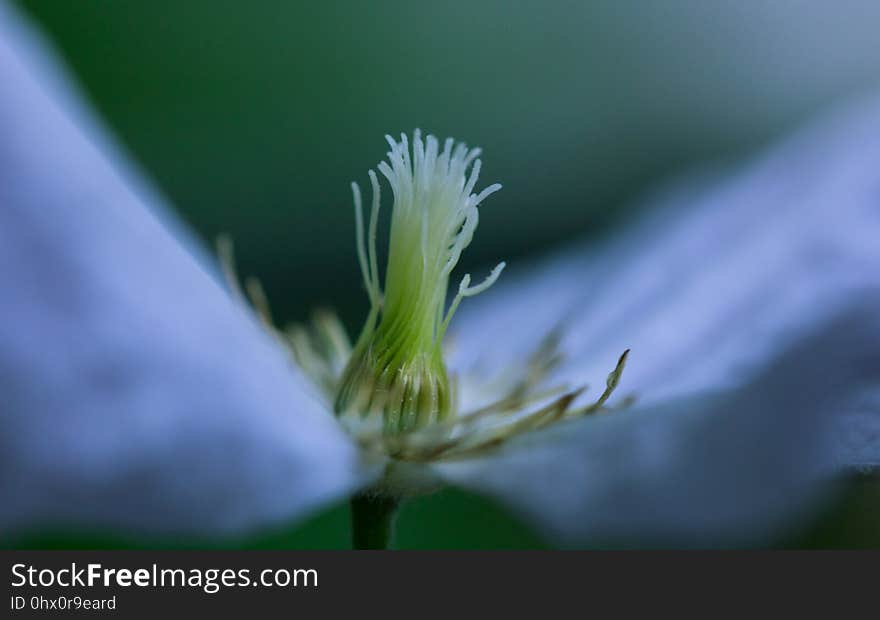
[334,131,504,435]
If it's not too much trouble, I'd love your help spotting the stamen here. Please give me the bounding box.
[439,137,454,173]
[244,277,274,328]
[570,349,630,415]
[442,207,479,277]
[473,183,503,206]
[351,182,373,305]
[313,310,352,366]
[461,261,506,296]
[440,262,506,340]
[462,147,482,170]
[215,234,246,305]
[462,158,482,198]
[367,170,382,305]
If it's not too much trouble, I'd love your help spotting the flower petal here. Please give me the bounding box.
[435,301,880,546]
[0,4,372,538]
[450,95,880,406]
[834,407,880,471]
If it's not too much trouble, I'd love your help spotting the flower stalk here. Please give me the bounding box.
[350,493,400,550]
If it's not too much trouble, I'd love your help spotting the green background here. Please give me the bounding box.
[7,0,880,548]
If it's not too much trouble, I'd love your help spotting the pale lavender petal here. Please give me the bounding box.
[436,302,880,546]
[0,3,371,538]
[449,94,880,472]
[450,96,880,405]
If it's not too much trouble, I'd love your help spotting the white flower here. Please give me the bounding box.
[260,130,626,470]
[0,4,877,547]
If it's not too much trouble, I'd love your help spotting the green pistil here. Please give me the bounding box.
[333,130,503,436]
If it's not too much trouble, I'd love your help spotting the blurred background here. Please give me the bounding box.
[7,0,880,548]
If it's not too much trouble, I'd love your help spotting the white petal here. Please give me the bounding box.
[0,4,373,538]
[436,302,880,546]
[450,95,880,406]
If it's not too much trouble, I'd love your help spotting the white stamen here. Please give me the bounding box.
[462,158,482,199]
[367,170,382,303]
[351,182,374,306]
[473,183,502,206]
[440,261,506,341]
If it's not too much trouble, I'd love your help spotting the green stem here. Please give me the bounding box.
[350,493,399,550]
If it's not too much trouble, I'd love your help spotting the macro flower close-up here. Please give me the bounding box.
[1,1,879,552]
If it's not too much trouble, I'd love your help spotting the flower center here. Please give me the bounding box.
[333,131,504,435]
[217,130,630,466]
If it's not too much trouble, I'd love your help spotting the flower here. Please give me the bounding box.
[0,4,877,548]
[238,131,629,475]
